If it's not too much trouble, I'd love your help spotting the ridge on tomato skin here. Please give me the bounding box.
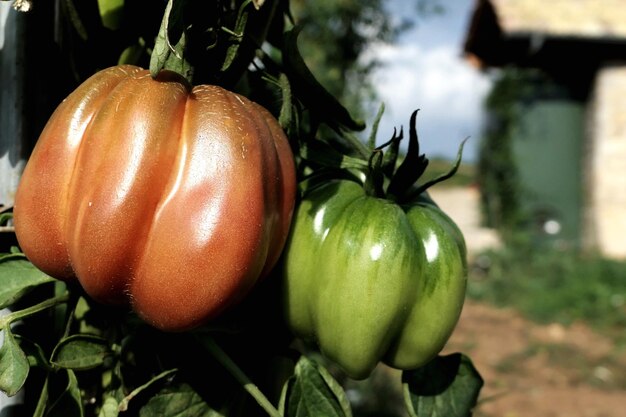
[14,65,296,332]
[281,111,467,380]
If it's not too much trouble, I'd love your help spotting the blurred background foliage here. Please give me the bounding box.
[470,244,626,344]
[290,0,408,120]
[289,0,444,120]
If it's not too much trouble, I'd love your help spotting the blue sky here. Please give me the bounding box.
[364,0,492,162]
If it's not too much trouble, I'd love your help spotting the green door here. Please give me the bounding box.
[512,98,584,245]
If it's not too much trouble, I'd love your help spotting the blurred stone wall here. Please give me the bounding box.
[585,64,626,259]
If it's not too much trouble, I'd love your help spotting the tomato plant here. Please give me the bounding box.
[0,1,483,416]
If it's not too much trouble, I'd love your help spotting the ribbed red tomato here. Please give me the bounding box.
[14,65,296,331]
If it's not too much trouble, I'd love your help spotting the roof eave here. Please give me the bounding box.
[464,0,626,68]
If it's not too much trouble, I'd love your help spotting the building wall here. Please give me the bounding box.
[586,64,626,259]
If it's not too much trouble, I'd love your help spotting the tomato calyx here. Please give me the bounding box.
[299,109,466,202]
[385,110,429,199]
[364,110,467,203]
[363,125,401,198]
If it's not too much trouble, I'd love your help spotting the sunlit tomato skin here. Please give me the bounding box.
[282,180,467,379]
[14,65,296,332]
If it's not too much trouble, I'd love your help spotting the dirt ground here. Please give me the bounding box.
[430,186,626,417]
[444,301,626,417]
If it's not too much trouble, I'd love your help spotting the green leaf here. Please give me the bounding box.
[282,27,365,134]
[280,356,352,417]
[149,0,193,82]
[0,327,29,396]
[0,255,56,309]
[15,334,51,370]
[139,383,223,417]
[221,0,251,72]
[46,370,84,417]
[314,361,353,416]
[98,396,120,417]
[402,353,483,417]
[51,334,112,370]
[97,0,124,30]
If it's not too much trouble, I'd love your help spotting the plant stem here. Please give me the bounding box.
[118,368,178,411]
[0,293,70,330]
[197,334,282,417]
[32,376,49,417]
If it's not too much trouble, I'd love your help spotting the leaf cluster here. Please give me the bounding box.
[0,251,483,416]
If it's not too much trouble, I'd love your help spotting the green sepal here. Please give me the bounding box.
[380,127,403,178]
[406,137,468,201]
[363,149,385,198]
[387,110,429,201]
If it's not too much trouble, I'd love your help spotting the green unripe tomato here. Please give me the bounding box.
[282,180,467,379]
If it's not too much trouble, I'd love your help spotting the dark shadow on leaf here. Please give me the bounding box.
[402,353,462,396]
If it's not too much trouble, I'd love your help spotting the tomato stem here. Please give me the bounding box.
[196,334,282,417]
[118,368,179,411]
[0,293,70,330]
[364,149,385,198]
